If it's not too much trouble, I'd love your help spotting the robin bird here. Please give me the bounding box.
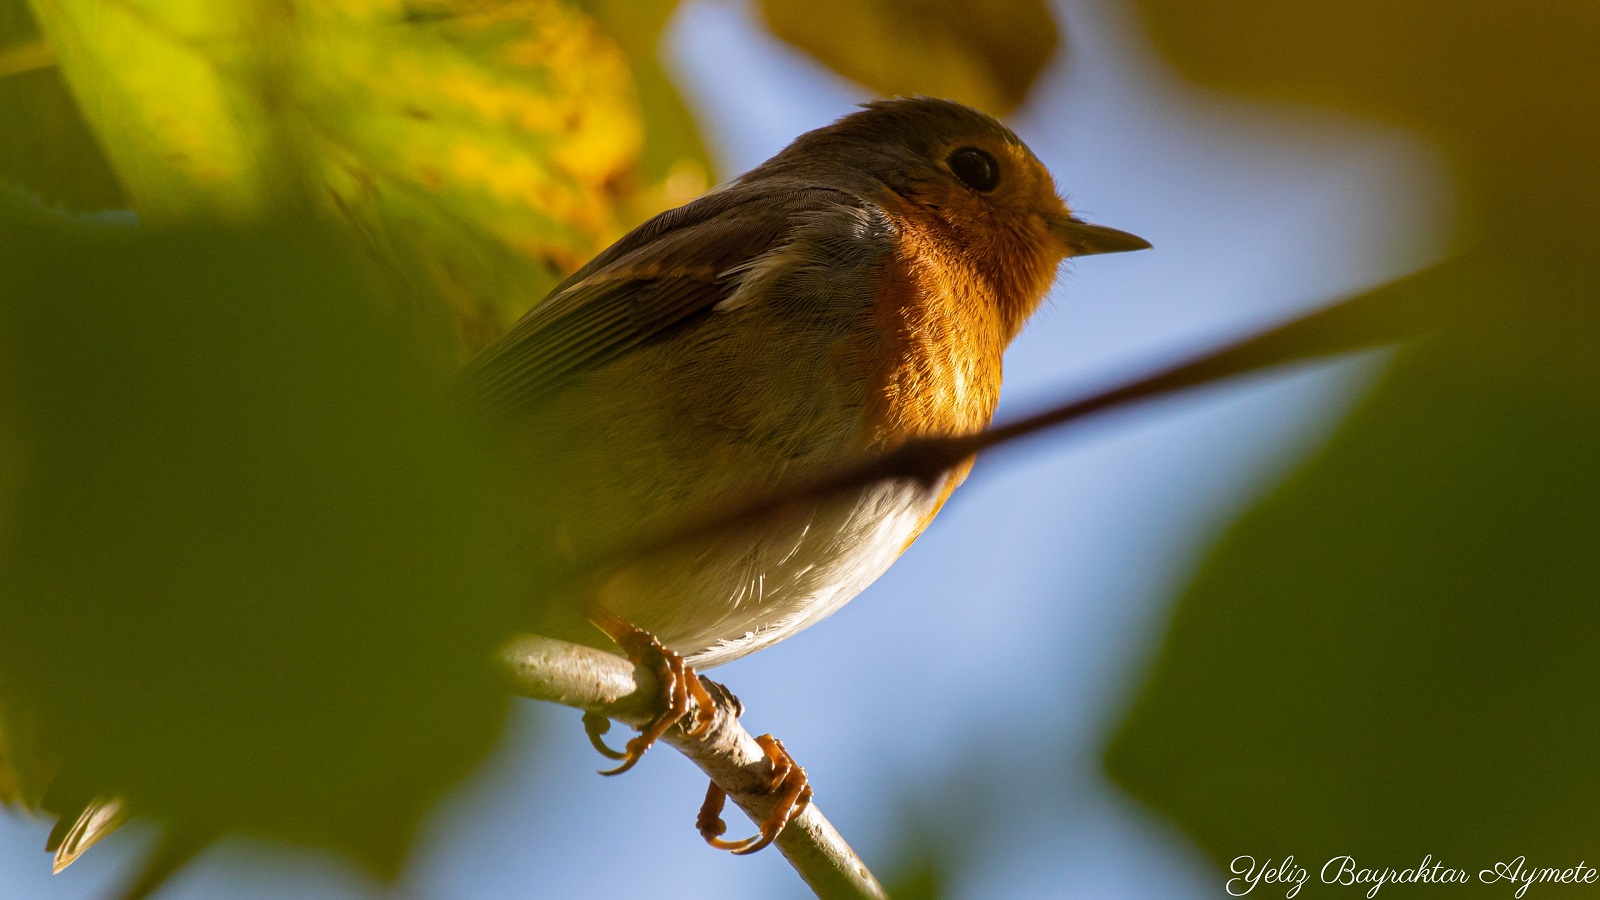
[457,97,1149,853]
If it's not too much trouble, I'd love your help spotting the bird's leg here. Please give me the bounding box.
[579,610,807,854]
[696,733,813,855]
[583,606,716,775]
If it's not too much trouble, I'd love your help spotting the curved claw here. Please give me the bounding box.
[695,734,813,855]
[596,739,648,777]
[697,781,761,854]
[582,710,628,761]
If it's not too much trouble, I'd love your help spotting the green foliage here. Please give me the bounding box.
[1128,0,1600,244]
[1107,251,1600,886]
[24,0,686,355]
[0,203,523,876]
[883,859,945,900]
[0,0,122,210]
[1108,0,1600,889]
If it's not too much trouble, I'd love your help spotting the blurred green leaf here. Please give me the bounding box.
[0,204,523,877]
[759,0,1060,116]
[1109,0,1600,887]
[883,855,945,900]
[0,0,724,881]
[0,0,123,210]
[880,813,960,900]
[1131,0,1600,244]
[25,0,291,220]
[1106,249,1600,884]
[0,67,125,212]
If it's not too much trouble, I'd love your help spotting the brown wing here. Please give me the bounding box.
[455,184,859,412]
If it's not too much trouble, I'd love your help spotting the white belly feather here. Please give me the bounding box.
[594,477,943,668]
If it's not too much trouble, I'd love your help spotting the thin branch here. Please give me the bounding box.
[502,635,888,900]
[582,268,1440,575]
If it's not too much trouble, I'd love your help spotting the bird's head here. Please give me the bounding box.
[751,97,1149,333]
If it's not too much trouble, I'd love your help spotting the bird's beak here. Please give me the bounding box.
[1051,216,1152,257]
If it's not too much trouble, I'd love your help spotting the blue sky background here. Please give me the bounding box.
[0,0,1452,897]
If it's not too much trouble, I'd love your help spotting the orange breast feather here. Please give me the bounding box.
[861,209,1013,548]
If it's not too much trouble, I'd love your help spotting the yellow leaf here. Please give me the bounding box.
[27,0,280,220]
[23,0,680,354]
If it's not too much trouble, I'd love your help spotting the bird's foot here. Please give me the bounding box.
[696,734,813,855]
[583,609,716,776]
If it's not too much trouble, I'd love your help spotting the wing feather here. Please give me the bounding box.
[456,185,860,411]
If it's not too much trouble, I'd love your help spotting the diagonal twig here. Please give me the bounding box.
[580,266,1440,577]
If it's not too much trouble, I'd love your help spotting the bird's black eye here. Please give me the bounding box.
[947,147,1000,192]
